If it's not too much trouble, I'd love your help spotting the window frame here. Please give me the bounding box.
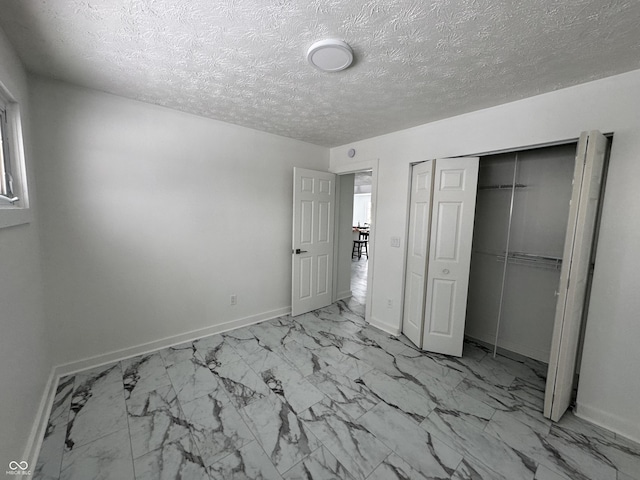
[0,81,31,229]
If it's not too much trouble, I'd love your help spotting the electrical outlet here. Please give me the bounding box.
[387,298,393,308]
[230,294,237,306]
[391,236,401,248]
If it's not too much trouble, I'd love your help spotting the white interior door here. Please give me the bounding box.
[422,157,479,356]
[292,167,336,316]
[544,131,607,421]
[402,161,434,348]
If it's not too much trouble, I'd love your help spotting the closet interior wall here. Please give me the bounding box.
[465,144,577,363]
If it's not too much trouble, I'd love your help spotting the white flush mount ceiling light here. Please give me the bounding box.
[307,39,353,72]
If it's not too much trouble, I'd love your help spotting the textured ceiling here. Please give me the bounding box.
[1,1,639,147]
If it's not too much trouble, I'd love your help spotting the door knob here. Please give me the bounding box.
[294,249,308,254]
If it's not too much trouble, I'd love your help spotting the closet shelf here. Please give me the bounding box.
[474,250,563,270]
[478,183,528,191]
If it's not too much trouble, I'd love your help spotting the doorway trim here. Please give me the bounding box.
[330,159,379,325]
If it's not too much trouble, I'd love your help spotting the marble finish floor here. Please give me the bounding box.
[351,256,368,304]
[35,298,640,480]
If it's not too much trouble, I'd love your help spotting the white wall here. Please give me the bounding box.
[330,69,640,442]
[30,76,328,366]
[0,29,49,466]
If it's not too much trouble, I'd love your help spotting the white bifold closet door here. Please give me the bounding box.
[544,131,608,421]
[402,157,479,354]
[402,160,434,347]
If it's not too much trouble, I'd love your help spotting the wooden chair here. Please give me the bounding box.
[352,231,369,259]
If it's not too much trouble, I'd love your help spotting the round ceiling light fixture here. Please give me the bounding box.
[307,39,353,72]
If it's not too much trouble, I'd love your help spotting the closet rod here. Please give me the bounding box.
[493,153,519,358]
[473,250,563,270]
[496,251,562,270]
[478,183,527,191]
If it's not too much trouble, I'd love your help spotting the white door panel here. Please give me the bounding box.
[422,157,479,356]
[544,131,607,421]
[402,161,434,347]
[292,168,336,316]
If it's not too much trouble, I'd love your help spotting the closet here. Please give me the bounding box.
[465,144,576,363]
[401,131,609,421]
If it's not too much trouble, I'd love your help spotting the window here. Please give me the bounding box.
[0,85,31,228]
[0,104,18,204]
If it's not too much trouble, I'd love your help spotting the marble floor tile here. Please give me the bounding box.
[451,456,511,480]
[534,464,572,480]
[165,356,221,405]
[126,384,190,460]
[121,353,172,400]
[312,345,374,380]
[249,317,298,348]
[485,410,616,480]
[619,473,639,480]
[193,334,243,370]
[282,446,355,480]
[34,300,639,480]
[208,440,282,480]
[421,408,536,480]
[367,453,432,480]
[210,358,271,409]
[242,345,293,374]
[65,363,128,450]
[260,363,325,414]
[34,376,77,479]
[221,326,261,356]
[299,397,391,480]
[508,376,546,409]
[241,395,320,474]
[133,434,210,480]
[60,428,134,480]
[396,348,468,389]
[545,424,628,480]
[34,416,67,480]
[355,325,409,355]
[358,369,434,423]
[553,410,615,441]
[400,370,495,431]
[551,412,640,479]
[461,340,490,362]
[359,402,462,479]
[73,362,123,387]
[157,341,201,367]
[277,340,331,377]
[49,376,75,427]
[307,366,378,420]
[181,389,255,467]
[450,354,517,388]
[481,354,546,389]
[352,345,406,379]
[289,320,368,355]
[456,375,542,415]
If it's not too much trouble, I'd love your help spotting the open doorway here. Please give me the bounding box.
[333,166,376,319]
[350,171,372,304]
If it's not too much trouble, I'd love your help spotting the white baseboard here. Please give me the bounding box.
[22,367,57,475]
[25,306,291,469]
[336,290,352,301]
[369,316,401,336]
[575,401,640,444]
[56,307,290,377]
